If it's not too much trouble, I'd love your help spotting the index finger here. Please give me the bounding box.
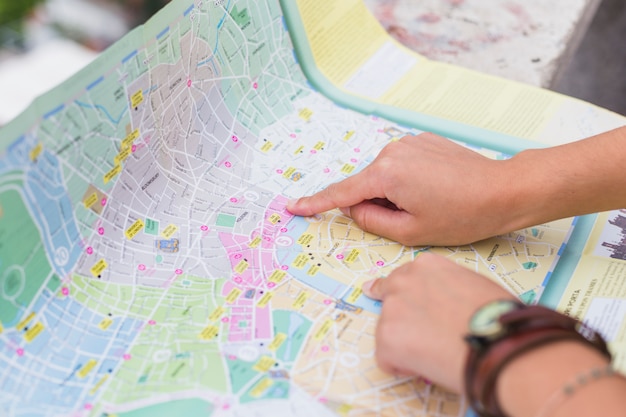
[287,170,376,216]
[361,277,389,301]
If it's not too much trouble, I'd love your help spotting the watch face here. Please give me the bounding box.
[469,299,521,338]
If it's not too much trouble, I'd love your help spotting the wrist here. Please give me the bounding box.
[496,340,612,417]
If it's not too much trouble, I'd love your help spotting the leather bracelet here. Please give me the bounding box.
[464,305,611,417]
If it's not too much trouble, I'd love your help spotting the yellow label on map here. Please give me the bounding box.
[260,141,273,152]
[297,233,314,246]
[125,218,145,240]
[345,249,361,264]
[161,224,178,239]
[293,145,305,155]
[98,317,113,331]
[282,167,296,179]
[17,312,36,330]
[256,292,273,308]
[340,164,355,174]
[268,333,287,351]
[292,253,309,269]
[313,319,333,341]
[346,287,362,304]
[253,355,276,373]
[225,288,242,304]
[91,259,108,277]
[268,270,286,283]
[24,321,44,343]
[343,131,355,141]
[29,143,43,162]
[292,291,309,309]
[248,236,262,248]
[313,141,325,150]
[131,90,144,108]
[122,129,140,149]
[209,306,226,322]
[83,192,99,209]
[0,320,3,334]
[89,375,109,395]
[250,377,274,398]
[307,265,320,276]
[77,359,98,378]
[268,213,281,224]
[298,108,313,121]
[234,260,249,274]
[115,146,132,164]
[103,164,122,184]
[338,404,353,416]
[199,325,219,340]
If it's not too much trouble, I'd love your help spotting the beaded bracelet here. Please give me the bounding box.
[534,365,616,417]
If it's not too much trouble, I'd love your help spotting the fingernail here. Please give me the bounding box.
[339,206,351,217]
[361,279,374,296]
[287,198,299,211]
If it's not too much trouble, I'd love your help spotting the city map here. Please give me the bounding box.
[0,1,575,416]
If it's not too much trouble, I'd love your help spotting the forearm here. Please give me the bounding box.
[502,126,626,231]
[496,340,626,417]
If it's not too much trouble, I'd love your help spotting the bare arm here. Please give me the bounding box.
[287,126,626,246]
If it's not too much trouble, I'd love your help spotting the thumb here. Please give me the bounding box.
[348,201,417,245]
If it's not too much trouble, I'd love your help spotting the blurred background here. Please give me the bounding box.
[0,0,624,127]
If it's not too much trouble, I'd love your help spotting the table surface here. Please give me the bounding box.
[364,0,602,88]
[0,0,601,125]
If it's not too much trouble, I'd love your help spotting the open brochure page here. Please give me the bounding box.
[294,0,625,145]
[0,0,590,416]
[556,210,626,374]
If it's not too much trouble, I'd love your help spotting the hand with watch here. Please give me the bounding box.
[361,252,626,417]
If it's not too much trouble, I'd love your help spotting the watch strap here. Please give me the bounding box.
[464,305,611,417]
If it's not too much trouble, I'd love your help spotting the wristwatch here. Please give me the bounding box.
[464,299,611,417]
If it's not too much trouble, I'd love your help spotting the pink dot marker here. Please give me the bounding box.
[354,148,361,153]
[336,254,344,260]
[131,144,137,152]
[321,345,329,352]
[267,282,276,289]
[224,161,232,168]
[289,133,296,138]
[376,260,385,267]
[323,299,332,305]
[276,169,283,174]
[16,348,24,357]
[281,265,289,271]
[221,317,230,323]
[200,225,209,231]
[231,135,239,142]
[61,287,70,296]
[252,82,258,89]
[230,197,238,203]
[323,168,330,173]
[123,354,131,361]
[175,269,183,275]
[84,404,93,411]
[101,198,107,206]
[350,158,358,163]
[138,264,146,271]
[97,227,105,236]
[310,149,317,154]
[187,79,192,87]
[280,227,288,233]
[86,247,93,255]
[148,320,156,325]
[234,276,243,284]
